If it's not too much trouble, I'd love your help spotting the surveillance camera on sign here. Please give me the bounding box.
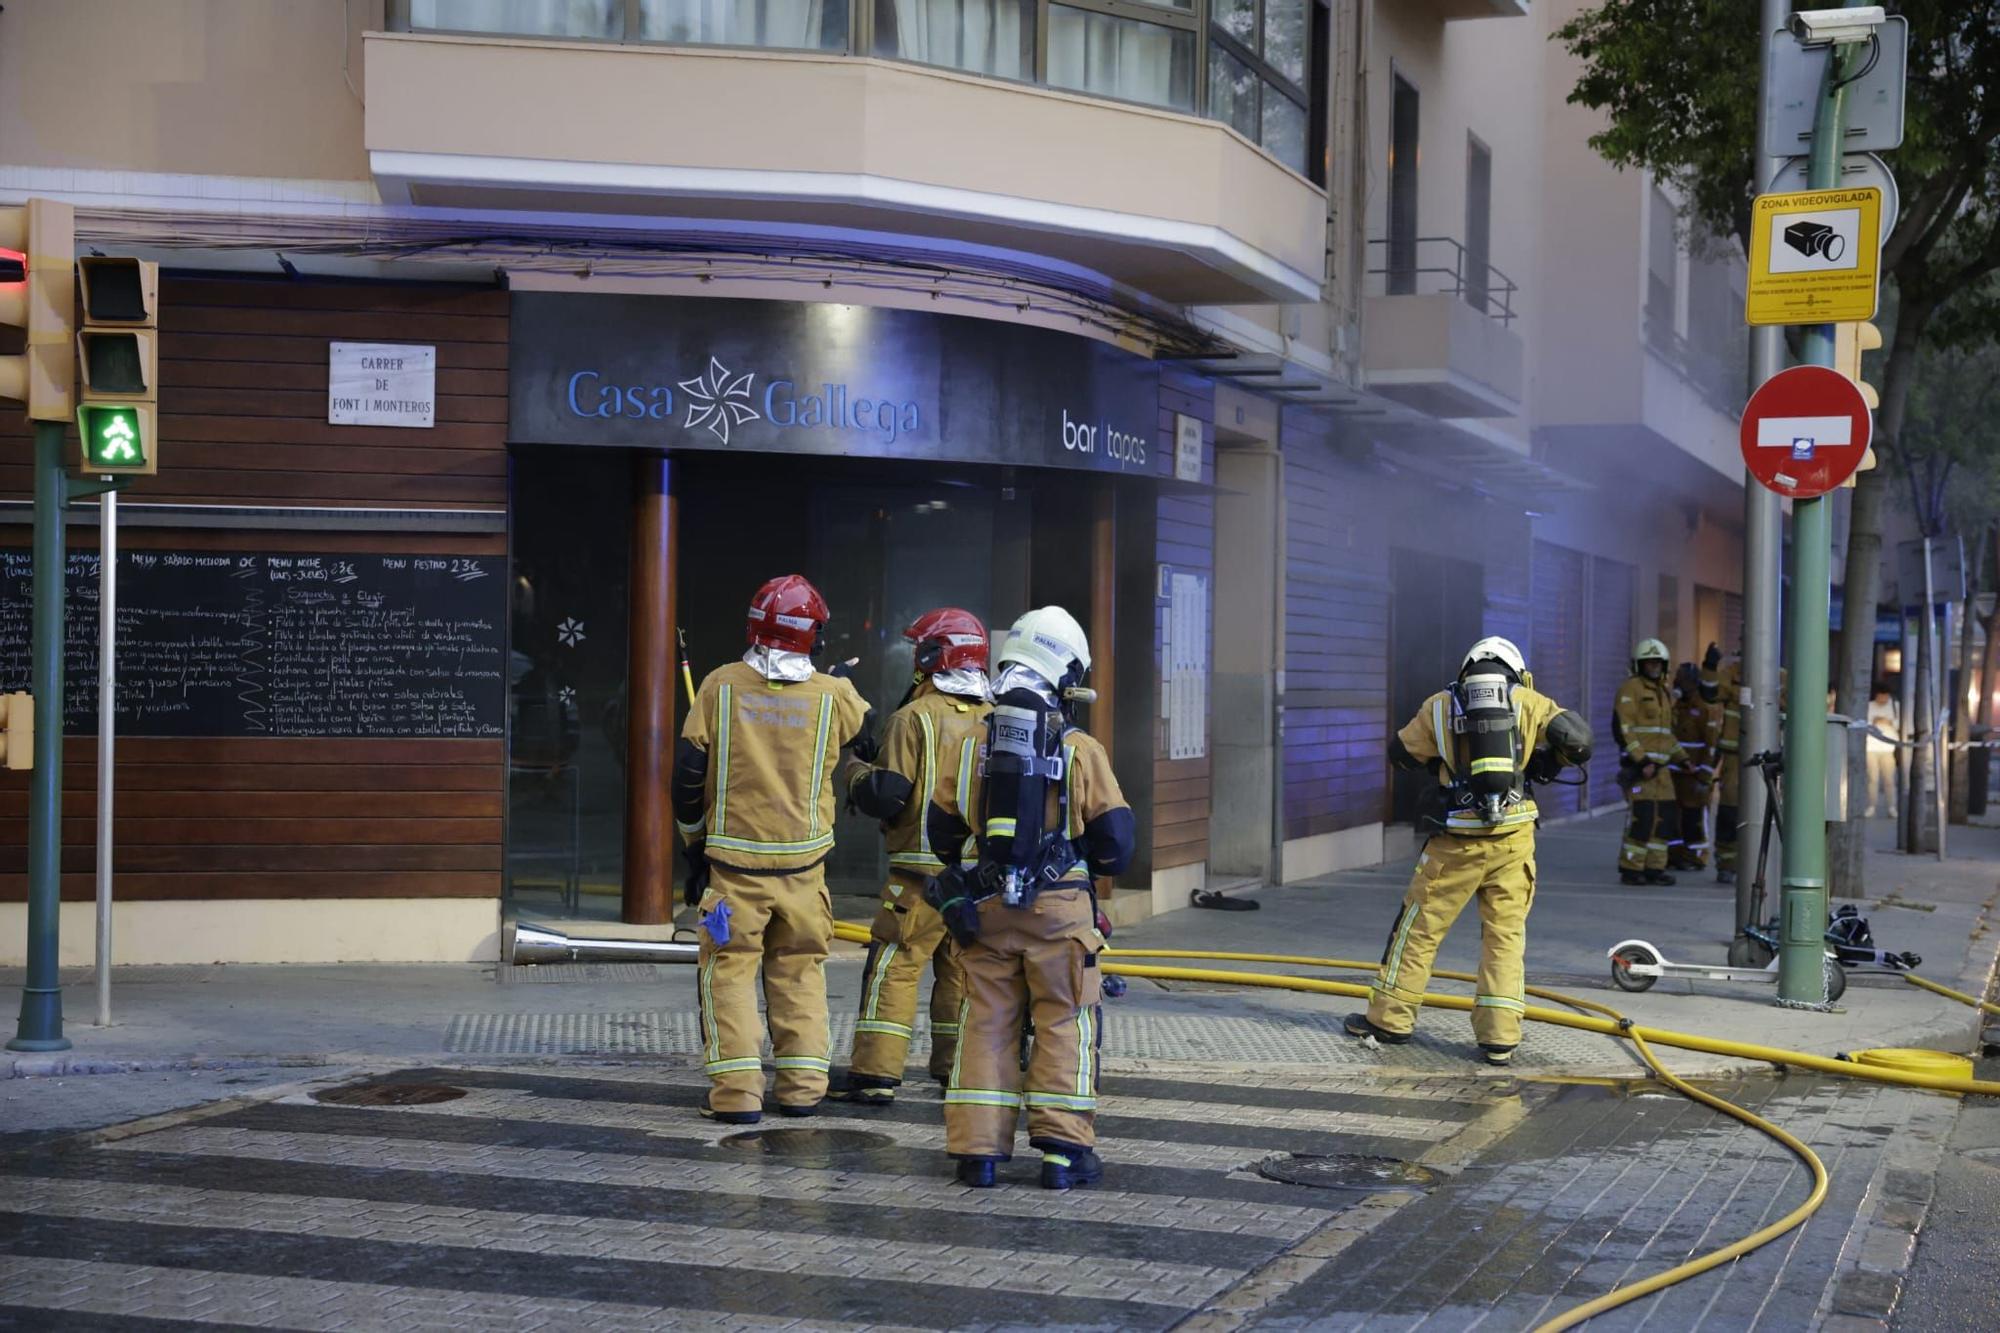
[1789,5,1885,46]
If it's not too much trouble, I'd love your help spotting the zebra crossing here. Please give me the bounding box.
[0,1061,1509,1330]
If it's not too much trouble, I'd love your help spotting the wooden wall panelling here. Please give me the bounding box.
[0,275,508,509]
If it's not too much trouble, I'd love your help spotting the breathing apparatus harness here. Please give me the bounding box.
[1426,666,1531,833]
[925,664,1098,944]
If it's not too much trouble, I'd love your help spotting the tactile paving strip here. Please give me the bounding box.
[443,1007,1630,1070]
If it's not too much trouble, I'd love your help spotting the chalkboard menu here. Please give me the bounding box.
[0,550,505,738]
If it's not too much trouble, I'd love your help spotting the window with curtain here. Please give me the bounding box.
[1205,0,1313,177]
[873,0,1034,80]
[405,0,624,38]
[640,0,848,49]
[1047,5,1195,112]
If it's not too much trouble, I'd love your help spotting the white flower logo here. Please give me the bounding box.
[558,685,576,706]
[557,618,586,647]
[680,356,760,444]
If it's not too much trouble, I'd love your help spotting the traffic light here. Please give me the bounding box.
[75,256,159,475]
[0,692,31,771]
[0,199,76,422]
[1836,320,1882,488]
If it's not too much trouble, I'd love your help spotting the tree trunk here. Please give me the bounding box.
[1829,301,1932,891]
[1950,538,1983,823]
[1905,620,1939,853]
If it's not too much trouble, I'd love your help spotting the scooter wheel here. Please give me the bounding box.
[1611,945,1660,993]
[1824,955,1847,1003]
[1728,936,1775,968]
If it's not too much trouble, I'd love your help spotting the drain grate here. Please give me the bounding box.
[313,1082,468,1107]
[721,1127,898,1162]
[1256,1153,1438,1192]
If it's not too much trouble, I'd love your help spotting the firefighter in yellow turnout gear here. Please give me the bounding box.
[1347,637,1592,1065]
[924,607,1135,1190]
[1616,638,1689,885]
[672,575,876,1123]
[838,608,993,1103]
[1669,662,1723,871]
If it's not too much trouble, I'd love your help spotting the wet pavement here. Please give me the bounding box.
[0,1057,1971,1329]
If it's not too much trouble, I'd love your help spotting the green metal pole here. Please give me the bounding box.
[1777,13,1865,1005]
[10,420,71,1051]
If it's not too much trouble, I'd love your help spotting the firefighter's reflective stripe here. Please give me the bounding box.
[986,817,1018,838]
[1445,804,1538,832]
[774,1055,831,1072]
[1074,1002,1095,1098]
[700,955,723,1061]
[707,830,837,858]
[957,736,977,805]
[713,683,734,838]
[704,1056,763,1076]
[888,715,947,871]
[676,814,706,837]
[944,1088,1025,1109]
[1063,743,1080,837]
[1026,1091,1097,1111]
[805,695,834,840]
[1470,757,1515,775]
[861,942,899,1025]
[855,1019,914,1038]
[1476,994,1526,1012]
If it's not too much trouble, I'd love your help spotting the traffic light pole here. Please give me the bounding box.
[1739,0,1790,939]
[1777,12,1864,1006]
[10,421,72,1052]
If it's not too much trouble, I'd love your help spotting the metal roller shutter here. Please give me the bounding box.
[1531,541,1588,816]
[1589,557,1637,810]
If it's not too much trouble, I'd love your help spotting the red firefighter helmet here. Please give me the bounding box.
[904,607,989,675]
[745,575,830,654]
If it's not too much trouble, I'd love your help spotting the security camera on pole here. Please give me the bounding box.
[1741,3,1899,1007]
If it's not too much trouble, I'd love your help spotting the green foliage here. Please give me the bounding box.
[1890,336,2000,536]
[1556,2,2000,356]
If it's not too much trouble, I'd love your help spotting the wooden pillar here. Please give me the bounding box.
[622,453,675,924]
[1090,480,1117,901]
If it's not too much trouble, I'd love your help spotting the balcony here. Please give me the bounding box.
[1426,0,1532,17]
[1360,237,1523,418]
[364,13,1328,306]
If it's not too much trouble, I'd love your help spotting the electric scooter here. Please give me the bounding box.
[1607,750,1920,1000]
[1608,751,1844,999]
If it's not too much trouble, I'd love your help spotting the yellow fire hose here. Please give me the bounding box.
[831,921,1996,1326]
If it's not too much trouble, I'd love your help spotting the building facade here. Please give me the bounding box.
[1,0,1748,965]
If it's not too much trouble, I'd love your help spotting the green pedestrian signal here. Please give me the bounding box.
[77,403,153,475]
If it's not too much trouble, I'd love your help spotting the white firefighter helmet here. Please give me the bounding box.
[997,606,1092,686]
[1461,636,1526,679]
[1633,637,1671,669]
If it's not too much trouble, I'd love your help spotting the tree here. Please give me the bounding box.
[1557,0,2000,889]
[1889,339,2000,829]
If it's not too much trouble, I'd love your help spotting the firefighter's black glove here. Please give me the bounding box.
[682,841,711,907]
[1525,746,1563,785]
[1703,642,1722,671]
[827,657,860,681]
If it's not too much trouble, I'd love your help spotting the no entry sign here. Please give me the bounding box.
[1740,365,1874,499]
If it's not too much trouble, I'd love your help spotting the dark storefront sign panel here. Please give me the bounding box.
[509,293,1164,478]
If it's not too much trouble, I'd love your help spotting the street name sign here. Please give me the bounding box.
[1746,188,1883,326]
[1740,365,1873,499]
[328,341,436,428]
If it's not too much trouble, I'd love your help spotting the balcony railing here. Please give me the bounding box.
[387,0,1325,185]
[1367,236,1518,325]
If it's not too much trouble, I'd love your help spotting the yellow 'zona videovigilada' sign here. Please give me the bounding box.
[1746,187,1882,326]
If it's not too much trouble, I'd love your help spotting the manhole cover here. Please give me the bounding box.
[721,1127,896,1159]
[1256,1153,1437,1192]
[312,1082,467,1107]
